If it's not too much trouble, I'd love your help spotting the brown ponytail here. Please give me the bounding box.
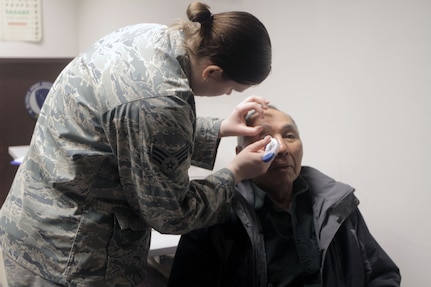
[184,1,272,85]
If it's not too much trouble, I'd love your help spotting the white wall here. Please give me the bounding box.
[76,0,199,52]
[2,0,430,285]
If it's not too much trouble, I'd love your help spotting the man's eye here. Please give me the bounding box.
[283,133,296,139]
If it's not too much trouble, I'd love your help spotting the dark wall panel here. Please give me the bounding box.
[0,58,72,206]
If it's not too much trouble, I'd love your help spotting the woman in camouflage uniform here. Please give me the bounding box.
[0,1,272,286]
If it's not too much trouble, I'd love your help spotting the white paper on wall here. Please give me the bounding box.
[0,0,42,42]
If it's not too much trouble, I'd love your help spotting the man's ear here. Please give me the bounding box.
[202,65,223,80]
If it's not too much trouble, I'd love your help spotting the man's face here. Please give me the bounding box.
[238,108,303,192]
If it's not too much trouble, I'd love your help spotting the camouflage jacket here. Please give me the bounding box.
[0,23,235,286]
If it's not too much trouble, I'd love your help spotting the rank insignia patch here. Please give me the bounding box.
[150,129,190,175]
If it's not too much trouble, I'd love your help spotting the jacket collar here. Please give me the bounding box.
[236,166,355,207]
[235,166,358,249]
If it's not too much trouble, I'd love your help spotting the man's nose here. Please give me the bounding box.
[275,136,288,154]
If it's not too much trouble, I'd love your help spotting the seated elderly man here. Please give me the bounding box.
[167,106,401,287]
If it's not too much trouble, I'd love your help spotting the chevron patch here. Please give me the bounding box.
[151,144,189,175]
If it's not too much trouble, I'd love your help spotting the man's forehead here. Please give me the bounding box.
[247,108,294,126]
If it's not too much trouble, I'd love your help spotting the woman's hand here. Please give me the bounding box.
[227,136,273,184]
[219,95,269,138]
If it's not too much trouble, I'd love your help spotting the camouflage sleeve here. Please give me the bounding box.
[102,95,234,234]
[191,117,222,170]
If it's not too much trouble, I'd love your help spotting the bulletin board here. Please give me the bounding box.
[0,0,42,42]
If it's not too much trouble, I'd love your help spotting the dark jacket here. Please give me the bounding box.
[167,166,401,287]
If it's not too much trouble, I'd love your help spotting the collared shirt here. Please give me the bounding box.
[253,176,321,287]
